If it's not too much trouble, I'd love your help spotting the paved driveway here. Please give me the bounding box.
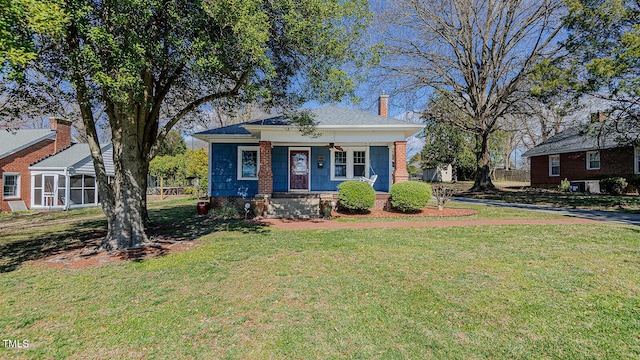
[452,197,640,226]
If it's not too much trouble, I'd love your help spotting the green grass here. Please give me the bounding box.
[0,197,225,272]
[0,201,639,358]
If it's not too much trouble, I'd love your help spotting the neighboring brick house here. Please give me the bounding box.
[0,119,72,212]
[523,126,637,189]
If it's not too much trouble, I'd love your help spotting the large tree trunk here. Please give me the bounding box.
[471,132,496,192]
[99,119,152,251]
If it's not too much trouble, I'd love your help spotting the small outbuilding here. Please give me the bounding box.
[423,164,453,183]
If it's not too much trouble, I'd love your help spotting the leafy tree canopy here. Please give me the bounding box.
[0,0,67,75]
[156,130,187,157]
[537,0,640,127]
[187,148,209,197]
[4,0,374,250]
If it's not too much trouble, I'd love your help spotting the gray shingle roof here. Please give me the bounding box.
[195,123,251,136]
[522,126,623,158]
[30,143,112,173]
[0,129,56,159]
[193,105,421,136]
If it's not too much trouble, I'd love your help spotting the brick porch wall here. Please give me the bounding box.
[392,141,409,184]
[258,141,273,194]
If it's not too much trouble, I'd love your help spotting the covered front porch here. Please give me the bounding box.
[254,140,410,194]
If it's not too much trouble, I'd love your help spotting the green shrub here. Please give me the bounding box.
[390,181,432,212]
[337,181,375,213]
[559,178,570,192]
[599,177,628,195]
[629,175,640,195]
[210,205,239,220]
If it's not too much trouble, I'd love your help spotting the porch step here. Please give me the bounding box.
[266,197,321,219]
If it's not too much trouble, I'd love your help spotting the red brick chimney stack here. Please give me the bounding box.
[49,117,72,152]
[378,93,389,117]
[590,111,608,123]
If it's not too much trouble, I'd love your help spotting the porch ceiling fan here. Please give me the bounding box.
[324,142,344,151]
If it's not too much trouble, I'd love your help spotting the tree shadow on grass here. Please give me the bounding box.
[0,204,270,273]
[0,218,107,273]
[147,204,270,240]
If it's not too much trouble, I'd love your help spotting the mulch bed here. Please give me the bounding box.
[30,239,198,270]
[334,206,478,218]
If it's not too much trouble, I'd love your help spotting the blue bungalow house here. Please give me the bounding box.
[193,96,423,216]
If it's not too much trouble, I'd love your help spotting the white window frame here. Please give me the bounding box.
[31,172,66,209]
[549,155,560,177]
[237,146,260,180]
[586,151,600,170]
[635,147,640,174]
[69,174,98,206]
[2,173,20,199]
[330,147,369,181]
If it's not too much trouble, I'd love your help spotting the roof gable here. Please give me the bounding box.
[0,129,56,159]
[30,143,113,175]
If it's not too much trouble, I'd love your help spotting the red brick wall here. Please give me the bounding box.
[392,141,409,184]
[0,140,56,212]
[378,94,389,117]
[50,118,72,152]
[258,141,273,194]
[530,146,635,187]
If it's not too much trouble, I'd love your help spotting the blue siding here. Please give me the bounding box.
[370,146,390,192]
[272,146,288,192]
[311,145,390,192]
[310,146,334,191]
[210,143,258,197]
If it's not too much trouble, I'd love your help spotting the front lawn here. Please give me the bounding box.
[0,201,638,358]
[452,180,640,212]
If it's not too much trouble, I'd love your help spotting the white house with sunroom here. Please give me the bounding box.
[29,143,114,210]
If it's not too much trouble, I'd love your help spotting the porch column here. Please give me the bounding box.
[392,141,409,184]
[258,141,273,194]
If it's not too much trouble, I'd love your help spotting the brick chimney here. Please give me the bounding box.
[49,117,72,152]
[590,111,607,123]
[378,93,389,117]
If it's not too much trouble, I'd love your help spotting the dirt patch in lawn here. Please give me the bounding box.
[29,239,198,270]
[334,206,478,218]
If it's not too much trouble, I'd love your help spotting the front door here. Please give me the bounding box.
[290,149,310,191]
[43,175,56,207]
